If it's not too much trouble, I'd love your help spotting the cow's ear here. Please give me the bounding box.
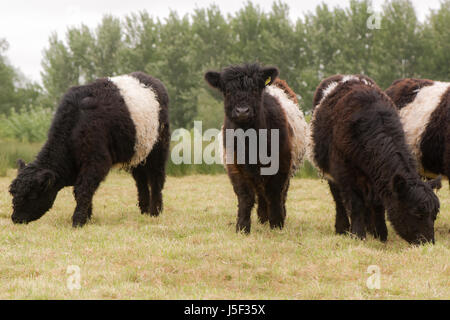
[261,67,279,87]
[37,169,56,191]
[392,174,409,200]
[427,176,442,191]
[204,71,222,90]
[17,159,26,171]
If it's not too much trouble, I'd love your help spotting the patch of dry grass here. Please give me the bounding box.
[0,171,449,299]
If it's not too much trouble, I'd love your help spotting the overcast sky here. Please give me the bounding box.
[0,0,443,83]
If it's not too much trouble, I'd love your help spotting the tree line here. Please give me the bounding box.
[1,0,449,129]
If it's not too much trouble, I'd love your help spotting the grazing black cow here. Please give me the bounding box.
[205,63,308,233]
[386,78,450,182]
[9,72,170,227]
[310,75,441,244]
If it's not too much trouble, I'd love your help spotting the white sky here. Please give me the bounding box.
[0,0,443,83]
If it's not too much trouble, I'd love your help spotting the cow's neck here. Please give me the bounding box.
[34,127,76,187]
[365,141,419,204]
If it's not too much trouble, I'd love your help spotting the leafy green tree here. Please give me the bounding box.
[0,39,42,114]
[191,5,234,70]
[0,39,17,114]
[337,0,375,75]
[146,12,198,129]
[371,0,423,89]
[293,4,347,110]
[41,15,123,105]
[91,15,123,77]
[37,0,450,124]
[230,2,270,63]
[41,33,81,105]
[121,12,162,73]
[418,0,450,81]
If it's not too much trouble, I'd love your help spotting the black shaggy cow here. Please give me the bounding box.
[205,63,308,233]
[9,72,170,227]
[310,75,441,244]
[385,78,450,182]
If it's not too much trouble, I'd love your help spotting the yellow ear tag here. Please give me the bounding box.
[265,77,271,86]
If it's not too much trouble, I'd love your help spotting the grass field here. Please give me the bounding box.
[0,170,449,300]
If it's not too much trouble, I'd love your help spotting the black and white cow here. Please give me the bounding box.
[310,75,441,244]
[386,78,450,181]
[9,72,170,227]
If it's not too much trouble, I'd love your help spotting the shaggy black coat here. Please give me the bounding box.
[9,72,170,227]
[386,78,450,181]
[311,75,441,244]
[205,63,299,233]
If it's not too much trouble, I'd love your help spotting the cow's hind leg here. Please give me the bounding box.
[328,181,350,235]
[73,159,111,228]
[132,165,151,214]
[87,204,93,221]
[256,191,269,224]
[145,135,169,217]
[281,179,290,221]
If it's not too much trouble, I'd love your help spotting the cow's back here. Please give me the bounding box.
[65,73,166,169]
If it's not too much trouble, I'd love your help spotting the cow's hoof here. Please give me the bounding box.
[72,216,88,228]
[257,216,269,225]
[236,224,251,234]
[269,220,284,230]
[374,231,388,243]
[149,201,162,217]
[350,232,366,241]
[335,222,350,235]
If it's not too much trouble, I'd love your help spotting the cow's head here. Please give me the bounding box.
[205,63,279,126]
[388,174,441,245]
[9,160,60,224]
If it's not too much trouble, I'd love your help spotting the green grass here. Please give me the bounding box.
[0,171,449,299]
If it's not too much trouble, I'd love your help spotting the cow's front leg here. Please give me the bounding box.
[369,202,388,242]
[328,181,350,235]
[236,188,255,234]
[341,189,367,240]
[228,169,255,234]
[72,164,110,228]
[267,192,284,230]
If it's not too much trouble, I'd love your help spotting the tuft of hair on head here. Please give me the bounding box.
[17,159,26,171]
